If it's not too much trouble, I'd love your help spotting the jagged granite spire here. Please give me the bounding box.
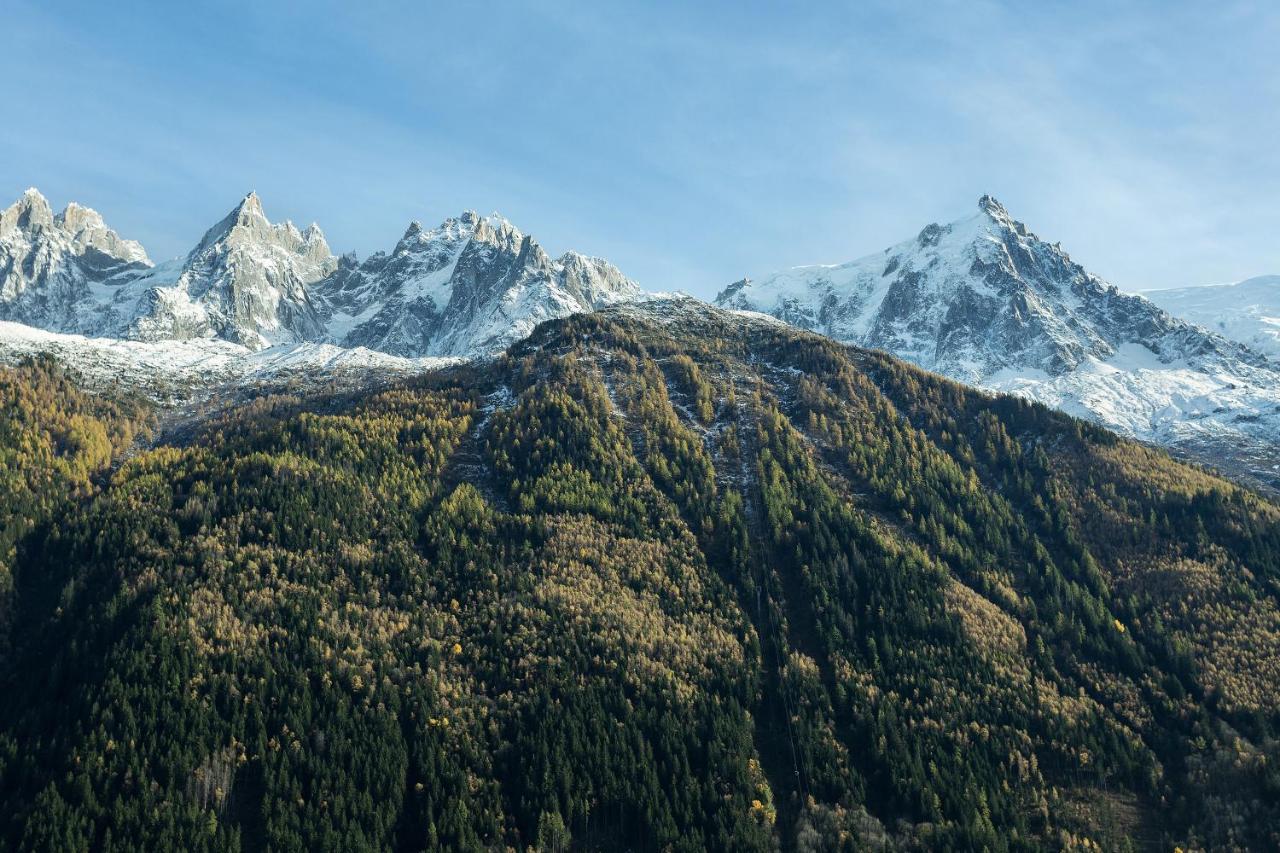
[313,209,643,357]
[2,190,647,359]
[977,193,1008,218]
[0,188,56,233]
[128,192,337,349]
[0,188,152,332]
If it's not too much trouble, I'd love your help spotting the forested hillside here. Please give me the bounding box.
[1,302,1278,851]
[0,359,150,656]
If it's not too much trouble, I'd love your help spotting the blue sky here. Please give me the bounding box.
[3,1,1277,297]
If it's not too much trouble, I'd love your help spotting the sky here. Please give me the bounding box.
[2,0,1277,297]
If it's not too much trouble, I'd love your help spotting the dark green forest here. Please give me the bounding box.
[1,303,1278,851]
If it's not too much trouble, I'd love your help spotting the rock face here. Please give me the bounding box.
[314,211,642,357]
[126,192,337,349]
[0,188,151,336]
[0,189,643,357]
[716,196,1280,487]
[718,196,1267,382]
[1143,275,1280,361]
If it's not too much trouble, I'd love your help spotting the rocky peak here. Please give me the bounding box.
[1,188,55,234]
[470,211,524,252]
[974,194,1034,244]
[392,212,496,258]
[916,222,948,248]
[312,206,646,358]
[118,193,340,349]
[517,234,551,269]
[978,194,1010,219]
[58,201,105,233]
[557,250,596,274]
[234,191,266,224]
[58,201,150,264]
[0,188,157,334]
[187,193,335,269]
[558,251,643,306]
[297,223,333,265]
[719,195,1229,378]
[392,219,443,256]
[190,194,254,258]
[0,189,149,265]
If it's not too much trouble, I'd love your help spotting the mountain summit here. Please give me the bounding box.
[716,196,1280,485]
[0,189,151,334]
[126,192,338,348]
[314,210,642,357]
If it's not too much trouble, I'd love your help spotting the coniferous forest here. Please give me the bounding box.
[1,302,1279,851]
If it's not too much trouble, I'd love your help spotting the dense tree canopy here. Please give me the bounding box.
[0,305,1277,851]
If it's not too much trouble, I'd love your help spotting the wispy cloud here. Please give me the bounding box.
[1,0,1276,295]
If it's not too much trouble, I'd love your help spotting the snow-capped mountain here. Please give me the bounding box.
[716,196,1280,484]
[6,186,1278,486]
[315,210,642,357]
[0,188,647,397]
[1141,276,1280,361]
[125,192,337,349]
[0,188,152,335]
[0,189,338,350]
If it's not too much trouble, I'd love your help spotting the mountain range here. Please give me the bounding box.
[2,187,1278,488]
[3,188,1280,849]
[0,188,640,358]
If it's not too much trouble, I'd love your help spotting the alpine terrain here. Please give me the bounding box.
[315,210,642,357]
[716,196,1280,488]
[1,301,1278,850]
[1142,275,1280,361]
[0,189,645,396]
[6,0,1278,849]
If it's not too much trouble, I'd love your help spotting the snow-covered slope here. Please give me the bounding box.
[0,319,458,403]
[314,210,643,357]
[1141,276,1280,361]
[716,196,1280,484]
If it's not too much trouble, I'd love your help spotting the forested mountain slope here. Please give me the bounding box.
[1,301,1278,851]
[0,359,151,656]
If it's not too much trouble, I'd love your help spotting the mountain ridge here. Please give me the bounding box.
[4,187,1279,489]
[716,195,1280,488]
[0,189,645,360]
[313,208,643,357]
[1142,274,1280,360]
